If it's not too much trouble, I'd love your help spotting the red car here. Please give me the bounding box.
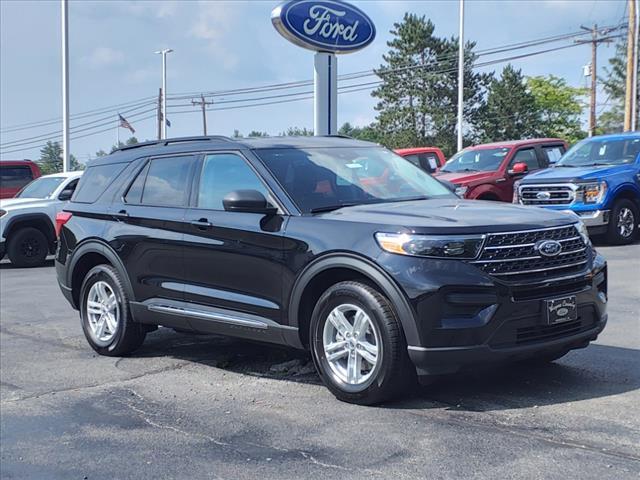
[395,147,446,174]
[434,139,567,202]
[0,160,42,199]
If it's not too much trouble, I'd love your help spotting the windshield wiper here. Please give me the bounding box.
[586,162,614,167]
[310,203,359,214]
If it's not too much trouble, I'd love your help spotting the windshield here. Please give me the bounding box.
[442,147,510,173]
[17,177,65,199]
[556,137,640,167]
[254,147,454,213]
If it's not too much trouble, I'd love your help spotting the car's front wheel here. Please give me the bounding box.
[6,227,48,267]
[606,199,638,244]
[310,281,412,405]
[79,264,146,356]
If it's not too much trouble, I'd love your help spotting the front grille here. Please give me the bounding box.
[516,320,583,344]
[470,225,589,280]
[520,184,575,205]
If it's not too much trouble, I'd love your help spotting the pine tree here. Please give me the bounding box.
[372,13,490,155]
[479,65,540,142]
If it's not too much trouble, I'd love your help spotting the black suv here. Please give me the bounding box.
[56,136,608,404]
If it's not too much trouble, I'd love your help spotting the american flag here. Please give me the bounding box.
[118,114,135,134]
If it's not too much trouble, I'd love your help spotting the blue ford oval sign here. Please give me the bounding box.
[271,0,376,54]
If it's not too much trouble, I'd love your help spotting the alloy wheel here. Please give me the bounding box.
[86,281,120,346]
[322,303,380,386]
[617,207,635,238]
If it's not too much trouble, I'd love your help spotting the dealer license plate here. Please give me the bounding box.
[546,295,577,324]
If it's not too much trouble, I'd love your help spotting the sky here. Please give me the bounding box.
[0,0,628,162]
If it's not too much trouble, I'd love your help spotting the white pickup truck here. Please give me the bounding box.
[0,171,83,267]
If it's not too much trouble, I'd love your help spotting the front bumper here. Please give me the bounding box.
[380,252,608,376]
[0,241,4,259]
[562,209,609,233]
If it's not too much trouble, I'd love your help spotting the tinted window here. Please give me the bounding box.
[403,154,421,168]
[0,165,33,189]
[557,137,640,167]
[141,156,195,206]
[542,145,565,164]
[124,162,150,204]
[511,148,540,171]
[419,153,440,173]
[198,153,269,210]
[73,163,126,203]
[443,148,510,173]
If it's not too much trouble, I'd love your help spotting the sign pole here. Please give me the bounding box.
[314,52,338,136]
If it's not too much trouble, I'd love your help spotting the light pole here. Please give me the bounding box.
[61,0,70,171]
[155,48,173,139]
[456,0,464,152]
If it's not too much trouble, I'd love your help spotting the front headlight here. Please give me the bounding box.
[375,232,485,259]
[574,220,591,246]
[454,185,468,197]
[512,180,522,203]
[578,181,607,204]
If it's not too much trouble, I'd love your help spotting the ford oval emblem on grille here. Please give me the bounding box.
[536,239,562,257]
[536,191,551,200]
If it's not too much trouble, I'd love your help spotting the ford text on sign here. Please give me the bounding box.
[271,0,376,53]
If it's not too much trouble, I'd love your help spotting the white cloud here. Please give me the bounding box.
[119,1,178,19]
[84,47,125,68]
[125,67,157,84]
[188,1,244,71]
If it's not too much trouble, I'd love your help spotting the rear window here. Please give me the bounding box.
[0,165,33,189]
[72,162,126,203]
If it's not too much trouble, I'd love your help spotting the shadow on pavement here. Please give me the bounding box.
[134,329,639,411]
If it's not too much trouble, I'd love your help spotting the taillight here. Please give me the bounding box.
[55,211,73,238]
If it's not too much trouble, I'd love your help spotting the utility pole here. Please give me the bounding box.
[624,0,638,131]
[576,25,620,136]
[191,94,214,135]
[61,0,70,172]
[155,48,173,139]
[456,0,464,152]
[633,0,639,130]
[156,87,162,140]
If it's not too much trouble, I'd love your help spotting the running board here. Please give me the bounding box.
[147,303,269,329]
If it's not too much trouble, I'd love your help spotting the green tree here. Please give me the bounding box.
[372,13,491,155]
[598,38,639,133]
[280,126,313,136]
[479,65,540,142]
[233,129,243,138]
[338,122,384,143]
[95,149,108,157]
[527,75,587,143]
[247,130,268,137]
[38,141,80,174]
[110,136,138,153]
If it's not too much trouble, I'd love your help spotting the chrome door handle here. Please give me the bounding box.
[190,218,212,229]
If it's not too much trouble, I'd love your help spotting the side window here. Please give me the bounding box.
[197,153,269,210]
[542,145,565,164]
[0,166,33,189]
[124,162,150,204]
[139,156,195,207]
[73,163,126,203]
[511,148,540,171]
[418,153,439,173]
[403,154,421,168]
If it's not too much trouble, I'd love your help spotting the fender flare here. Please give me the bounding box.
[68,239,135,301]
[287,253,419,344]
[608,184,640,208]
[469,184,502,200]
[3,213,55,244]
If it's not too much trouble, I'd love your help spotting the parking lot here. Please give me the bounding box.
[0,242,638,479]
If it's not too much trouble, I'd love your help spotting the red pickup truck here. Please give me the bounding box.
[0,160,42,199]
[434,139,567,202]
[395,147,446,174]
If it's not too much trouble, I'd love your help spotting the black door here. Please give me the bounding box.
[107,154,198,306]
[183,152,287,337]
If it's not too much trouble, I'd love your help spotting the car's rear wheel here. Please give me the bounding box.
[310,281,412,405]
[606,199,638,245]
[6,227,48,267]
[79,264,146,356]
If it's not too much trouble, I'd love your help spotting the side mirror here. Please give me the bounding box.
[223,189,277,215]
[508,162,528,175]
[58,189,74,201]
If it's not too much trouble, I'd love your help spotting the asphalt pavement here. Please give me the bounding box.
[1,242,639,479]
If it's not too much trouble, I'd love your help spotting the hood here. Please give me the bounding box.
[0,197,52,210]
[433,170,497,185]
[318,198,577,234]
[522,164,628,183]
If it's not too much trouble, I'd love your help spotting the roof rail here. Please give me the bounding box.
[115,135,235,152]
[320,134,353,139]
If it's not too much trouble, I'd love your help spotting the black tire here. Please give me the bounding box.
[79,264,146,356]
[6,227,48,267]
[520,348,569,365]
[606,199,638,245]
[309,281,412,405]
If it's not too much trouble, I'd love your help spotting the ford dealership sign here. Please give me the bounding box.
[271,0,376,53]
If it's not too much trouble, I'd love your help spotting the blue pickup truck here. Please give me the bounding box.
[516,132,640,244]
